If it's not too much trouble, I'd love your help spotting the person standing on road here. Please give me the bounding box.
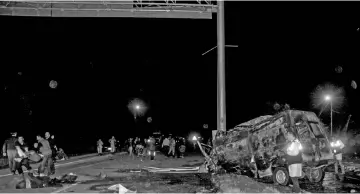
[109,136,116,153]
[97,139,103,155]
[168,137,176,158]
[286,131,303,193]
[14,136,32,175]
[128,138,134,157]
[178,138,186,158]
[45,132,56,175]
[161,136,170,157]
[331,137,345,179]
[36,134,53,177]
[147,136,156,160]
[2,132,18,175]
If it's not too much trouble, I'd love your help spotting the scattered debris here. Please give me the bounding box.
[14,172,77,189]
[108,183,136,193]
[130,170,141,173]
[143,166,200,173]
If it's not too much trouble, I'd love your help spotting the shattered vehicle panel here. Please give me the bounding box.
[210,110,334,177]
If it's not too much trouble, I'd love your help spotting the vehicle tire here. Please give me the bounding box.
[307,168,325,183]
[273,167,290,186]
[150,155,154,160]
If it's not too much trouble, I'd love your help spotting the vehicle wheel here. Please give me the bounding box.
[307,168,325,183]
[273,167,290,186]
[150,155,154,160]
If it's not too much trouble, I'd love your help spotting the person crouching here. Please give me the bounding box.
[286,132,303,193]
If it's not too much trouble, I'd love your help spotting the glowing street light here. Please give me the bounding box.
[128,98,147,120]
[311,83,345,137]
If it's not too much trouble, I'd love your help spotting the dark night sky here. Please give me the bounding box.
[1,2,359,152]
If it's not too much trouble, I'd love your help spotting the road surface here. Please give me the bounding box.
[0,152,213,193]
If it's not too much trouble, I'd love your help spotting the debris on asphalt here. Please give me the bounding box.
[108,183,136,193]
[13,172,78,189]
[130,170,141,173]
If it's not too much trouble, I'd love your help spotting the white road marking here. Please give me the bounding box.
[0,154,107,178]
[51,182,80,193]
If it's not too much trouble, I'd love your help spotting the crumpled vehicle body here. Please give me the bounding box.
[210,110,334,175]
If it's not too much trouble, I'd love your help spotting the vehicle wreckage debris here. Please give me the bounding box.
[13,172,78,189]
[207,110,336,186]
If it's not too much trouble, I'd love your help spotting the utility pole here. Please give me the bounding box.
[217,0,226,133]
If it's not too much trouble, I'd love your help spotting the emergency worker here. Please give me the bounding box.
[330,137,345,178]
[2,132,18,175]
[286,131,303,193]
[147,136,156,160]
[97,139,103,155]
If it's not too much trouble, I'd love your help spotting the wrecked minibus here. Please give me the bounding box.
[209,110,335,185]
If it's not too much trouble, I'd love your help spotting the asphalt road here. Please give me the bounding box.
[0,152,210,193]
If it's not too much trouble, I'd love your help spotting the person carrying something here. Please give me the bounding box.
[97,139,103,155]
[168,137,176,158]
[45,132,56,175]
[285,131,303,193]
[36,135,53,177]
[14,136,32,175]
[2,132,18,175]
[330,137,345,179]
[161,136,170,157]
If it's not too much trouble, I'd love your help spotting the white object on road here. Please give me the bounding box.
[108,184,136,194]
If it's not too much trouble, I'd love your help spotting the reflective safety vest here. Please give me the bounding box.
[331,139,344,154]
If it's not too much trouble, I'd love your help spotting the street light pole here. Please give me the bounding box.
[217,0,226,133]
[330,100,333,137]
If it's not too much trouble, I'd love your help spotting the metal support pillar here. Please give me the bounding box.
[217,0,226,132]
[330,101,333,137]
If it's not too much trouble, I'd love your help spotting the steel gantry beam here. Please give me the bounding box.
[0,0,227,134]
[0,1,216,18]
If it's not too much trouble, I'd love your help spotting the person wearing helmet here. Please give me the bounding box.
[286,131,303,193]
[2,132,18,175]
[330,137,345,179]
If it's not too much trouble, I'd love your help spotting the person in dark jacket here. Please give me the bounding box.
[45,132,56,175]
[286,131,303,193]
[2,132,18,175]
[14,136,32,175]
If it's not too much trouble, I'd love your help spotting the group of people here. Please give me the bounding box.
[2,131,66,177]
[97,136,117,155]
[161,136,186,158]
[126,136,156,160]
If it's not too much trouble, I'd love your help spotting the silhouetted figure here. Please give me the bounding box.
[2,132,18,175]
